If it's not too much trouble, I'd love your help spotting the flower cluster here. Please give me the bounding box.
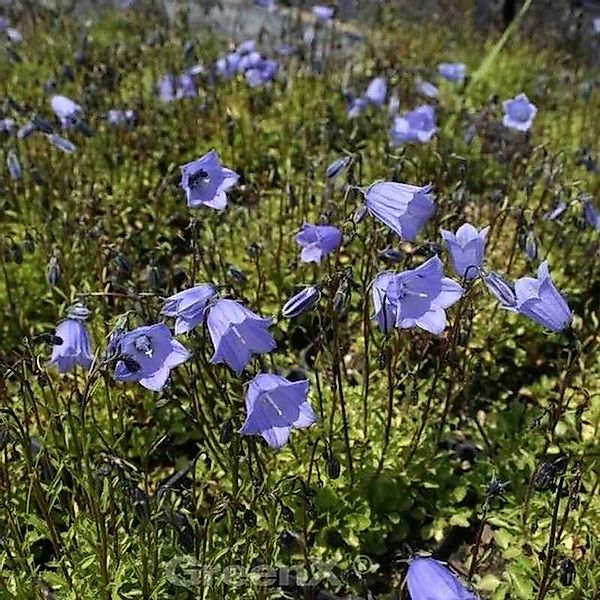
[216,40,279,87]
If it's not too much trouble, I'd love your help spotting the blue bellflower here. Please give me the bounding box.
[348,77,387,118]
[365,181,436,241]
[50,95,82,129]
[282,286,320,318]
[406,557,478,600]
[512,261,572,332]
[440,223,490,280]
[312,5,335,21]
[180,150,239,210]
[502,93,537,131]
[113,323,191,391]
[390,105,437,145]
[245,58,279,87]
[295,223,342,263]
[364,77,387,106]
[49,304,94,373]
[161,283,217,334]
[239,373,316,448]
[438,62,466,83]
[207,299,276,373]
[157,73,197,102]
[372,256,463,335]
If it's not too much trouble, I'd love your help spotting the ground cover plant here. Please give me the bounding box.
[0,1,599,598]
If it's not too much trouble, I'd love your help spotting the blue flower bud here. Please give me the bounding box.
[282,286,320,318]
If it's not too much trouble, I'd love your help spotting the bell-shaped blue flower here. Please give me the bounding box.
[245,58,279,87]
[180,150,239,210]
[295,223,342,264]
[502,93,537,131]
[312,5,334,21]
[372,256,463,335]
[113,323,191,391]
[406,557,478,600]
[364,76,387,106]
[207,299,276,373]
[365,181,435,241]
[282,286,320,318]
[440,223,490,280]
[437,62,466,83]
[161,283,217,334]
[390,105,437,145]
[513,261,572,332]
[239,373,316,449]
[49,304,94,373]
[50,95,82,129]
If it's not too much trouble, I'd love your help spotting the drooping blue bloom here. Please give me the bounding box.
[6,27,22,43]
[483,271,517,310]
[238,40,257,55]
[282,286,320,318]
[50,95,82,129]
[594,17,600,34]
[0,117,15,134]
[365,181,436,241]
[313,5,335,21]
[406,557,478,600]
[245,58,279,87]
[254,0,277,10]
[372,256,463,335]
[390,105,437,145]
[347,77,387,118]
[295,223,342,263]
[583,197,600,230]
[157,73,196,102]
[502,93,537,131]
[180,150,239,210]
[364,77,387,106]
[113,323,191,391]
[207,299,276,373]
[440,223,490,280]
[438,62,466,83]
[161,284,217,335]
[347,95,370,119]
[49,304,94,373]
[216,52,241,79]
[415,80,439,98]
[239,373,316,449]
[513,261,572,332]
[176,73,196,99]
